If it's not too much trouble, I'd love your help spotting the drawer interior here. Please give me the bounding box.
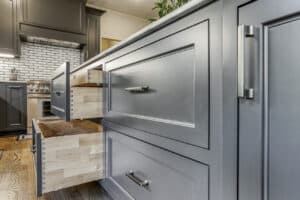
[38,119,102,138]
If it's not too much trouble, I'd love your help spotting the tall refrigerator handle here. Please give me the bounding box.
[238,24,255,99]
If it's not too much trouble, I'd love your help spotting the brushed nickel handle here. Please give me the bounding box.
[31,145,36,153]
[124,86,149,93]
[8,86,21,89]
[238,24,255,99]
[126,170,150,187]
[53,91,64,96]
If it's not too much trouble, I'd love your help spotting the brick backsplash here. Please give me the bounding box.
[0,42,81,81]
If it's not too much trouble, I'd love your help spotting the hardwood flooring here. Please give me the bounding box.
[0,137,112,200]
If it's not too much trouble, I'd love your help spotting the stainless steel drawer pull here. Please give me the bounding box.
[126,170,150,187]
[8,86,21,89]
[238,24,255,99]
[54,91,64,96]
[124,86,149,93]
[31,145,36,153]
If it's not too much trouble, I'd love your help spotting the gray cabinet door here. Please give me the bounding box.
[51,62,70,121]
[238,1,300,200]
[0,0,17,56]
[18,0,86,34]
[5,83,27,130]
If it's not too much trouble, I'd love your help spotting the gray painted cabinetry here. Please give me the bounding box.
[237,0,300,200]
[100,1,223,199]
[0,82,27,135]
[51,63,70,121]
[107,129,208,200]
[70,0,300,199]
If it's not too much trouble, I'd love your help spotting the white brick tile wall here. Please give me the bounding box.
[0,42,81,81]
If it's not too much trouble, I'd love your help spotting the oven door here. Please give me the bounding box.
[37,99,54,118]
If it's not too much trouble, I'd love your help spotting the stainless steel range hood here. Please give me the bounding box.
[22,35,82,49]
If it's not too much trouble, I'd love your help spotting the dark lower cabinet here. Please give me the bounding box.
[0,82,27,135]
[0,85,6,131]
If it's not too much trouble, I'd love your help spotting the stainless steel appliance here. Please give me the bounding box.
[27,81,56,134]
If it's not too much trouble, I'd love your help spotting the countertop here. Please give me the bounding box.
[0,80,27,84]
[71,0,214,73]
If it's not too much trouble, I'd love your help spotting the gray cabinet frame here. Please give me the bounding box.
[51,62,70,121]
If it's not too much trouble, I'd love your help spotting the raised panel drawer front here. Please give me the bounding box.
[108,130,208,200]
[51,63,70,121]
[106,21,209,149]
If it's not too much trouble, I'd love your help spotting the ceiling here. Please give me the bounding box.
[87,0,157,19]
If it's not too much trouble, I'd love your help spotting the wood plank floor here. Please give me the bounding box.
[0,137,112,200]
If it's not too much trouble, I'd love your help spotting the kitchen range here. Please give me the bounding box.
[0,0,300,200]
[27,80,56,134]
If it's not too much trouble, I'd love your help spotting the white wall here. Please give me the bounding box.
[87,4,149,41]
[101,9,149,41]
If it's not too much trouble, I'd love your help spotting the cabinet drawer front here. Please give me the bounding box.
[51,63,70,121]
[106,21,209,148]
[108,130,208,200]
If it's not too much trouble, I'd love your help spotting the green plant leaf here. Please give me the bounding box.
[150,0,189,22]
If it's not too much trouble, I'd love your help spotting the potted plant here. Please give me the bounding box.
[9,67,18,81]
[149,0,189,22]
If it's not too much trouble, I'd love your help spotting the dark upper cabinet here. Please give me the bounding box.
[18,0,86,34]
[0,82,27,134]
[0,0,18,56]
[17,0,87,44]
[84,8,104,60]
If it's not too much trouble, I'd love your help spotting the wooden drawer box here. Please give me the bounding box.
[70,87,103,119]
[32,119,104,196]
[71,68,103,87]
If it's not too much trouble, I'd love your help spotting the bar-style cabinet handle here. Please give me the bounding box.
[8,86,21,89]
[238,24,255,99]
[124,86,149,93]
[126,170,150,187]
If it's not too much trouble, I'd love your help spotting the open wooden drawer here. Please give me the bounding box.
[71,87,103,119]
[70,66,104,120]
[32,119,104,196]
[71,67,103,87]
